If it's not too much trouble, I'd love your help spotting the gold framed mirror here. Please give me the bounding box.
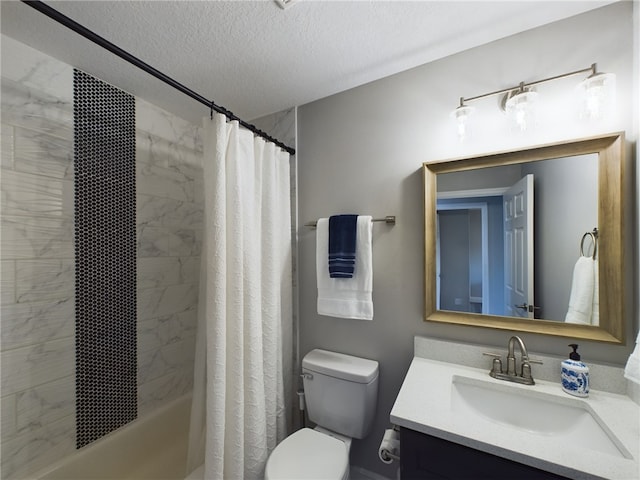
[423,132,625,343]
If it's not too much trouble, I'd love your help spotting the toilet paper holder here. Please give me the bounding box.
[379,425,401,463]
[380,449,400,462]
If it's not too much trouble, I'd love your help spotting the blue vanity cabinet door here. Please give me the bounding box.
[399,428,570,479]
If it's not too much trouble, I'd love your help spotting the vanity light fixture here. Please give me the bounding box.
[452,63,615,138]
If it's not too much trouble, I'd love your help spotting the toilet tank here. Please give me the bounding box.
[302,349,379,439]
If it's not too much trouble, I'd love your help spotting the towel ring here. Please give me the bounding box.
[580,228,598,259]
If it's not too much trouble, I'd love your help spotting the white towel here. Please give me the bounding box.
[565,256,595,325]
[624,330,640,385]
[591,260,599,327]
[317,216,373,320]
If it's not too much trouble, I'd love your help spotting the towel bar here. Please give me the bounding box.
[305,215,395,228]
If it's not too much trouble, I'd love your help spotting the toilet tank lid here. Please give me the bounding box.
[302,349,379,384]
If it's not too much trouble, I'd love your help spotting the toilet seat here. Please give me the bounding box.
[265,428,349,480]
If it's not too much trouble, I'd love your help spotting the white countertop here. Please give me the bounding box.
[390,357,640,480]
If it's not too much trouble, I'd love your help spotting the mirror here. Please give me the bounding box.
[436,155,598,320]
[423,133,625,343]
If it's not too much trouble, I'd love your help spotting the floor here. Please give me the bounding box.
[350,465,396,480]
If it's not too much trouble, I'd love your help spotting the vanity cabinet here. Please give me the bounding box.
[400,428,570,480]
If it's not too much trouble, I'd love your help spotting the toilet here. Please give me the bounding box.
[265,349,379,480]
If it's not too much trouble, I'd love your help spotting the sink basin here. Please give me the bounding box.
[451,375,631,459]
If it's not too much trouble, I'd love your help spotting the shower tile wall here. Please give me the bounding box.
[0,36,202,478]
[135,98,202,417]
[1,37,76,479]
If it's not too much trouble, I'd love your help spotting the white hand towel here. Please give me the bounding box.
[591,259,599,327]
[317,216,373,320]
[565,256,595,325]
[624,330,640,385]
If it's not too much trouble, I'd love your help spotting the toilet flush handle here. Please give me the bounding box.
[300,372,313,380]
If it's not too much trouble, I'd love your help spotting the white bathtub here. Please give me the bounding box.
[33,395,192,480]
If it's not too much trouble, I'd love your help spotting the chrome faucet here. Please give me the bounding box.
[483,335,542,385]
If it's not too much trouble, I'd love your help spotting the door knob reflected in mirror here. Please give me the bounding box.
[515,303,541,313]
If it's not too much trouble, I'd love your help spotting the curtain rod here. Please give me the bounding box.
[22,0,296,156]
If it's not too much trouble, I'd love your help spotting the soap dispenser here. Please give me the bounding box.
[561,344,589,397]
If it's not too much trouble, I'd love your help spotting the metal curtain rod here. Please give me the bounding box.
[22,0,296,156]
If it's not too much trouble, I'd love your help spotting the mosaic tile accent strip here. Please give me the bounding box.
[73,69,137,448]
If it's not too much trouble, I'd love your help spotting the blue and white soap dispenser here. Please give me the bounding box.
[561,344,589,397]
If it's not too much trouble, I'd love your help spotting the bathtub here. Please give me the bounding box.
[33,394,192,480]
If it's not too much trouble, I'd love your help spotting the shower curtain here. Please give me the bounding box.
[187,113,293,479]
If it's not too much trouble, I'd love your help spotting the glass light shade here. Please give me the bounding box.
[505,90,538,132]
[450,104,475,142]
[577,72,616,121]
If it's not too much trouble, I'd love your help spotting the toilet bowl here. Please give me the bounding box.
[265,427,350,480]
[264,349,379,480]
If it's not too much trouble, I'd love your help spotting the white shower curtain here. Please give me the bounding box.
[187,113,293,479]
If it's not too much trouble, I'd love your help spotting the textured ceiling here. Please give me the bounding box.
[1,1,615,124]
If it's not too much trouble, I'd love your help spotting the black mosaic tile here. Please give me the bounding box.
[73,69,137,448]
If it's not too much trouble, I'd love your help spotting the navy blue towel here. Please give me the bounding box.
[328,215,358,278]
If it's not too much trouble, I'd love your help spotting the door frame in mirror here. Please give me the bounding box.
[423,132,625,344]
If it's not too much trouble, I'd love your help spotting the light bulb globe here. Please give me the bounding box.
[450,105,475,142]
[577,72,616,121]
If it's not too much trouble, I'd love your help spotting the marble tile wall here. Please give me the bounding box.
[134,97,203,417]
[1,36,76,479]
[1,35,203,478]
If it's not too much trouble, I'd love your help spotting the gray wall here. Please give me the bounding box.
[297,3,637,477]
[439,210,470,312]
